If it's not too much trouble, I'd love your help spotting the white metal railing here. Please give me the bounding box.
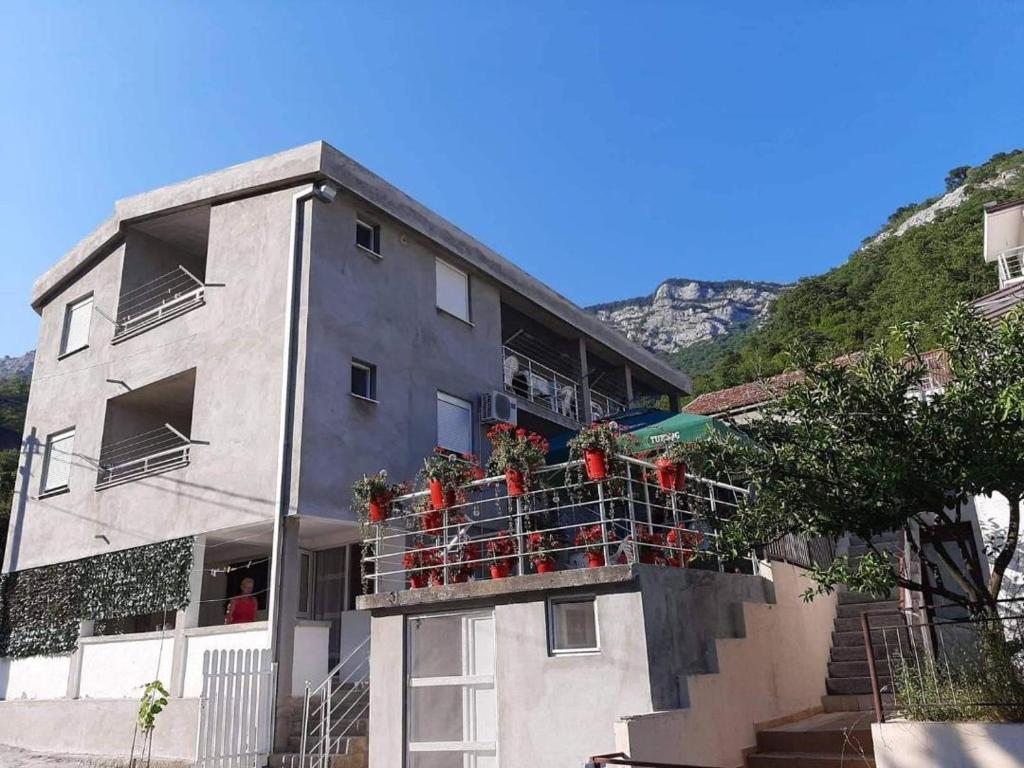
[997,246,1024,288]
[299,637,370,768]
[95,423,191,489]
[502,345,580,422]
[589,390,626,422]
[362,455,753,594]
[114,265,205,339]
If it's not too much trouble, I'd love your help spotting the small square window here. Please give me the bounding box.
[351,360,377,401]
[548,596,599,654]
[356,218,381,256]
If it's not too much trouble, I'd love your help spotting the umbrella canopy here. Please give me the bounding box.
[544,408,674,463]
[627,411,740,453]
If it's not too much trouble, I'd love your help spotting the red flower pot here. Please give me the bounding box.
[584,449,608,481]
[535,558,556,574]
[586,551,605,568]
[422,509,443,534]
[655,459,678,492]
[368,496,389,523]
[675,463,687,492]
[490,562,511,579]
[505,468,526,496]
[409,573,428,588]
[428,479,445,509]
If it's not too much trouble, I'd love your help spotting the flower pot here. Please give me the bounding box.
[586,551,605,568]
[368,496,389,523]
[535,558,556,574]
[674,463,687,492]
[409,573,428,588]
[428,479,445,509]
[422,509,443,534]
[655,459,678,492]
[583,448,608,481]
[489,562,511,579]
[505,468,526,496]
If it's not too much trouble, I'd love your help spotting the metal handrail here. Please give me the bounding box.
[502,345,581,421]
[997,245,1024,288]
[589,389,626,421]
[588,752,716,768]
[114,265,205,338]
[95,423,191,488]
[299,637,371,768]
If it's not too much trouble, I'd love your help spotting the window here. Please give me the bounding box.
[435,258,470,323]
[351,359,378,401]
[437,392,473,454]
[356,217,381,256]
[548,596,599,654]
[406,610,496,767]
[41,427,76,494]
[60,295,93,356]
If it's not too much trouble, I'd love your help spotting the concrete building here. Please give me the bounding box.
[0,142,691,763]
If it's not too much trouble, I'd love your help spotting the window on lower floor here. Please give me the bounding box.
[351,359,378,401]
[548,595,599,654]
[41,427,76,494]
[407,610,496,767]
[436,392,473,454]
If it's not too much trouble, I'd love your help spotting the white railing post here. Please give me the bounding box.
[514,495,526,576]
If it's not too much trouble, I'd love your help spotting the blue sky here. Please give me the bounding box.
[2,1,1023,356]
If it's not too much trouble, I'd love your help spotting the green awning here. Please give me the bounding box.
[628,412,740,453]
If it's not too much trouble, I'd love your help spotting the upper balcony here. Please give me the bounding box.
[995,245,1024,289]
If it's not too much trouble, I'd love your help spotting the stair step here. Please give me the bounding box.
[822,693,893,713]
[748,753,875,767]
[837,589,898,605]
[836,600,898,619]
[826,676,891,695]
[832,629,890,647]
[269,755,364,768]
[830,644,887,662]
[834,613,904,632]
[755,713,875,756]
[829,660,884,678]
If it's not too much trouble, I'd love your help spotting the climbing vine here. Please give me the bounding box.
[0,537,193,659]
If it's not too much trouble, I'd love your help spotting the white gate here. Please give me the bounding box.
[196,648,277,768]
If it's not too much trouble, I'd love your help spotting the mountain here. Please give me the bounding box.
[1,353,31,560]
[0,350,34,380]
[588,279,786,373]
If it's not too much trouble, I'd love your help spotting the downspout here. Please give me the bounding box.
[267,180,337,669]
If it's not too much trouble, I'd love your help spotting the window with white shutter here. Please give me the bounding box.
[41,427,75,493]
[436,392,473,455]
[435,258,470,323]
[60,295,93,356]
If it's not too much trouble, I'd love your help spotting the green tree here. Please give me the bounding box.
[687,303,1024,613]
[945,165,970,192]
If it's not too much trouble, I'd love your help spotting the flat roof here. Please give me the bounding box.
[32,141,690,394]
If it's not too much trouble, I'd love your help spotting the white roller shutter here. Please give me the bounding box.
[435,258,470,322]
[42,428,75,492]
[436,392,473,454]
[61,296,93,355]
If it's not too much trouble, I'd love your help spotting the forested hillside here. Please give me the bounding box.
[692,151,1024,393]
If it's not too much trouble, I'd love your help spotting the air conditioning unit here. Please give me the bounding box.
[480,391,518,425]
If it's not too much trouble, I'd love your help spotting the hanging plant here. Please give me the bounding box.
[653,441,689,493]
[525,530,561,573]
[485,423,549,496]
[567,422,635,483]
[420,449,482,508]
[352,470,406,523]
[485,531,518,579]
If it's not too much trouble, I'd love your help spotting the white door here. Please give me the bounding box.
[406,610,497,768]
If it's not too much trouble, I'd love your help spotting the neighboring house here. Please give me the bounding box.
[0,142,691,763]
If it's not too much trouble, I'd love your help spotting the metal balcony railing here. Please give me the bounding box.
[590,390,626,422]
[502,345,580,422]
[95,424,191,489]
[114,266,205,339]
[996,245,1024,288]
[361,455,754,595]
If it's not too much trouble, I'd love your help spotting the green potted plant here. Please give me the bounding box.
[526,530,560,573]
[352,470,405,523]
[485,531,518,578]
[568,422,632,481]
[653,441,688,492]
[575,523,616,567]
[486,423,550,496]
[429,539,480,585]
[403,542,437,588]
[421,448,482,509]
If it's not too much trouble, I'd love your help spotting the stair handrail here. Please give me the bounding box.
[299,636,370,768]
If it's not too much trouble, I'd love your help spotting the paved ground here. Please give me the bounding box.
[0,746,189,768]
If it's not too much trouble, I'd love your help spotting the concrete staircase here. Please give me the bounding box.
[269,684,369,768]
[747,711,876,767]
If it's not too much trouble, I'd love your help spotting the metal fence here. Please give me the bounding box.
[997,245,1024,288]
[502,345,581,422]
[589,390,626,422]
[863,599,1024,723]
[95,423,191,489]
[115,265,205,339]
[361,454,755,594]
[762,532,836,571]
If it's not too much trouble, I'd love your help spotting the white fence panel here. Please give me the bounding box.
[196,648,276,768]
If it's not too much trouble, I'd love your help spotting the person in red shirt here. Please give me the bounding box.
[225,577,258,624]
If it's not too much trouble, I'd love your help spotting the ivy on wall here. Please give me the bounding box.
[0,537,194,659]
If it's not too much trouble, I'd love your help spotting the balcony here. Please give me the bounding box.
[360,455,753,595]
[113,266,205,340]
[502,345,581,422]
[96,424,191,489]
[589,389,626,422]
[996,245,1024,288]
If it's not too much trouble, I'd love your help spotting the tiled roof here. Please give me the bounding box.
[683,349,952,417]
[971,283,1024,322]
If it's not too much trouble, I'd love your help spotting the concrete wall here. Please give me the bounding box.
[872,721,1024,768]
[0,654,71,700]
[0,697,199,760]
[5,187,298,572]
[616,563,838,768]
[79,633,174,699]
[298,195,503,521]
